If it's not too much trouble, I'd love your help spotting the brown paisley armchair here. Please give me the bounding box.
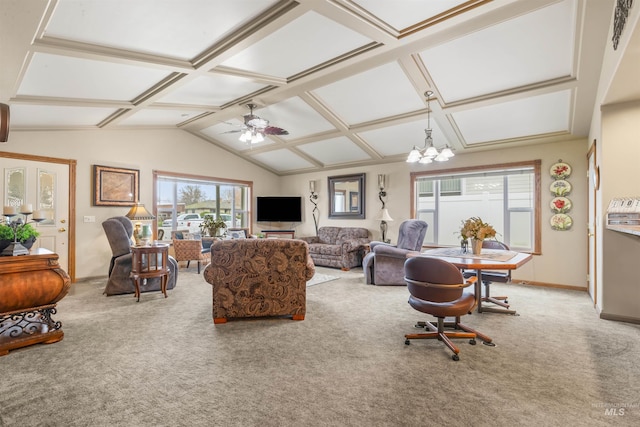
[203,239,315,324]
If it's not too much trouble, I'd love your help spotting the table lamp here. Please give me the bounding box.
[375,208,394,243]
[125,202,155,246]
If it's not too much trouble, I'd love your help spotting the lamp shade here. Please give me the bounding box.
[375,208,394,222]
[125,203,155,221]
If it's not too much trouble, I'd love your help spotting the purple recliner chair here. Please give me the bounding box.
[363,219,428,285]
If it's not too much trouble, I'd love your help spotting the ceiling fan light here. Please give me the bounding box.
[419,156,433,164]
[239,132,249,142]
[252,132,264,143]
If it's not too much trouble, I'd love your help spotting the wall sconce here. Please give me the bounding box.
[376,174,393,243]
[378,174,387,208]
[309,180,319,235]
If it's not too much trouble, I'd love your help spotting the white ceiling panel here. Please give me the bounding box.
[10,105,117,127]
[358,118,451,157]
[45,0,279,60]
[221,11,373,78]
[157,75,267,106]
[298,136,371,165]
[312,61,424,125]
[253,97,336,140]
[353,0,470,31]
[19,53,171,101]
[249,149,314,172]
[453,90,572,144]
[420,0,575,103]
[2,0,616,175]
[117,109,207,127]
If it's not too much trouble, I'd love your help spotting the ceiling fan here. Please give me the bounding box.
[224,103,289,144]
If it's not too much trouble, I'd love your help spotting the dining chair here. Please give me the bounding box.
[463,240,511,309]
[404,256,494,361]
[172,237,209,274]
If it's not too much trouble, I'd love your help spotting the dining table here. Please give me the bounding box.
[412,247,533,315]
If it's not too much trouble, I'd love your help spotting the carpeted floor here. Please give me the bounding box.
[306,272,338,286]
[1,266,640,426]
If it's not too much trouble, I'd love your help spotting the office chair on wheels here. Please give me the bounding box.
[404,256,494,361]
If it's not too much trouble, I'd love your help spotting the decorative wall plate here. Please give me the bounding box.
[550,213,573,230]
[550,179,572,196]
[550,162,571,179]
[550,197,572,213]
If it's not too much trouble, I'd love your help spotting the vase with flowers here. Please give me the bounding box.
[459,217,496,255]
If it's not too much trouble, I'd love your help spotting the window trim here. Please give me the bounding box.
[410,160,541,254]
[153,170,253,237]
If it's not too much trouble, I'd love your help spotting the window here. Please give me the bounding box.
[154,171,252,239]
[411,160,541,253]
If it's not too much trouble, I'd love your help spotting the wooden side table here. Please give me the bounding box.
[130,244,169,302]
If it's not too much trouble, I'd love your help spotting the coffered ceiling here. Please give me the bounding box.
[0,0,617,175]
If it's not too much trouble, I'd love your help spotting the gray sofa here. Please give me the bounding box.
[299,226,370,270]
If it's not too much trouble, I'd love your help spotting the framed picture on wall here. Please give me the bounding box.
[93,164,139,206]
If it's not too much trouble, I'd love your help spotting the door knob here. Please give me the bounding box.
[58,228,66,232]
[588,233,594,237]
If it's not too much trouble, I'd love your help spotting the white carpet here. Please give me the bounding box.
[306,272,338,286]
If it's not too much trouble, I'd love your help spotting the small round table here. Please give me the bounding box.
[130,243,170,302]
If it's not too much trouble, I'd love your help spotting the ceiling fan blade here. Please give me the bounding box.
[264,126,289,136]
[220,129,243,134]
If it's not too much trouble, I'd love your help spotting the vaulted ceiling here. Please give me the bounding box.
[1,0,617,175]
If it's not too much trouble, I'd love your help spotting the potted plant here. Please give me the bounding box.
[0,221,40,252]
[199,215,227,237]
[459,217,496,255]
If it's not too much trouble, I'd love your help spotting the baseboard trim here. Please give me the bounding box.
[511,278,586,292]
[599,312,640,324]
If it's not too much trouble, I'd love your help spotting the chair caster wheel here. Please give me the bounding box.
[469,339,476,345]
[405,339,410,345]
[452,354,460,361]
[483,341,496,347]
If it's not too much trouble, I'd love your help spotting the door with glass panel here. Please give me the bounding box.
[1,158,69,271]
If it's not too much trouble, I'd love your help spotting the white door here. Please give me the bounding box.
[1,158,69,271]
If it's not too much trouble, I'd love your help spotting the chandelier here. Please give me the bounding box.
[406,91,454,164]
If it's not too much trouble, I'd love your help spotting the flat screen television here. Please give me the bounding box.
[256,196,302,222]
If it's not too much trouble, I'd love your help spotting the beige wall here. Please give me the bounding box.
[2,128,589,287]
[283,138,589,288]
[1,129,280,279]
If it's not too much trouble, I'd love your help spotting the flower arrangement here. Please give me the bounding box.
[460,216,496,241]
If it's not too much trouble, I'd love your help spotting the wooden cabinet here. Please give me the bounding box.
[0,249,70,356]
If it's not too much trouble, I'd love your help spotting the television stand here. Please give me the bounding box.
[262,230,295,239]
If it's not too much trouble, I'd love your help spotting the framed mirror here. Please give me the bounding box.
[328,173,365,219]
